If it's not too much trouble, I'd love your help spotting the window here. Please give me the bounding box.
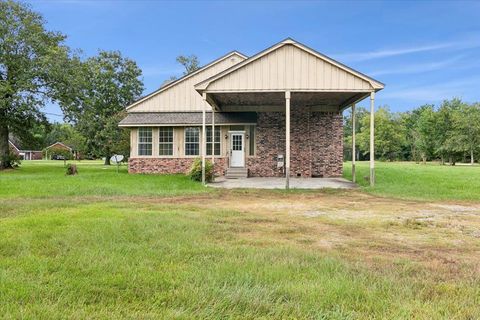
[185,127,200,156]
[206,126,221,156]
[138,127,152,156]
[159,127,173,156]
[249,125,255,156]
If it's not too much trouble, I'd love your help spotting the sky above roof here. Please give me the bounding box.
[27,0,480,121]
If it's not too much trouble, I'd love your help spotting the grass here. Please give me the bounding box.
[1,161,480,318]
[0,160,208,199]
[344,161,480,201]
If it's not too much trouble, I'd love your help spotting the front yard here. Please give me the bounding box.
[1,161,479,318]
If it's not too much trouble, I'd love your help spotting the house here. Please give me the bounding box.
[44,142,75,160]
[119,38,384,188]
[8,136,42,160]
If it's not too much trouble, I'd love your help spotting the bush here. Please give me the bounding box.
[66,164,78,175]
[188,158,214,182]
[1,152,22,168]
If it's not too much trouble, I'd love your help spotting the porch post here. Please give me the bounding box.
[212,108,215,164]
[352,103,356,183]
[370,91,375,186]
[285,91,291,190]
[202,93,207,185]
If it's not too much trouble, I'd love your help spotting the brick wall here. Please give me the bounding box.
[128,110,343,178]
[247,111,343,178]
[129,157,227,176]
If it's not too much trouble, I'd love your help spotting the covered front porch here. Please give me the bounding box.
[195,39,384,189]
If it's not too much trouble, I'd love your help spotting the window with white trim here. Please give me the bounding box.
[206,126,221,156]
[158,127,173,156]
[138,127,152,156]
[185,127,200,156]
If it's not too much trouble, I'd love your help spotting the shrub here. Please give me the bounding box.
[66,164,78,175]
[1,152,22,168]
[188,158,214,182]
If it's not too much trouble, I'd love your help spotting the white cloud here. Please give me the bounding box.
[333,37,480,62]
[368,55,467,76]
[381,77,480,101]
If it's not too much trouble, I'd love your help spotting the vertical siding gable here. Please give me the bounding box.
[207,44,373,91]
[128,53,246,112]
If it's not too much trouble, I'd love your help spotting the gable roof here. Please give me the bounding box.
[45,142,73,151]
[195,38,384,92]
[126,50,248,111]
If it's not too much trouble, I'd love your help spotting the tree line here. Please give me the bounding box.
[344,98,480,165]
[0,0,200,168]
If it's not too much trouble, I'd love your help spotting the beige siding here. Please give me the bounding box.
[207,44,373,92]
[130,128,138,157]
[129,53,246,112]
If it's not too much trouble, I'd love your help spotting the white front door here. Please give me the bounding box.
[230,132,245,167]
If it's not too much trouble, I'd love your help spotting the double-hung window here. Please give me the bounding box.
[138,127,152,156]
[185,127,200,156]
[158,127,174,156]
[206,126,221,156]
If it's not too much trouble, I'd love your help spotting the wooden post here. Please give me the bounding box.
[285,91,291,190]
[352,104,356,183]
[370,91,375,186]
[202,93,207,185]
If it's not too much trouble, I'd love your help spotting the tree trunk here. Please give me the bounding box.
[0,123,10,169]
[104,155,110,165]
[471,148,474,165]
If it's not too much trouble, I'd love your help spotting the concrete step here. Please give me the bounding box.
[225,167,248,179]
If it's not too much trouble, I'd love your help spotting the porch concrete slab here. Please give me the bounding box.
[208,177,356,189]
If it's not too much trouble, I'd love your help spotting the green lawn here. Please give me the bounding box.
[1,161,479,319]
[344,161,480,201]
[0,160,208,199]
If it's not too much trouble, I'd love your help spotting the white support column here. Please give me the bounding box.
[352,104,356,183]
[212,108,215,164]
[285,91,291,190]
[202,93,207,185]
[370,92,375,186]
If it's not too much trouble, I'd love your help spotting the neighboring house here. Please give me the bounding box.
[44,142,75,159]
[120,38,384,185]
[8,136,42,160]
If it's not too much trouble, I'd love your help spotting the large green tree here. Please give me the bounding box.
[62,51,143,164]
[407,104,437,164]
[357,107,406,161]
[447,102,480,164]
[0,0,75,168]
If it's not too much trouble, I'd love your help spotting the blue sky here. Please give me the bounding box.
[28,0,480,121]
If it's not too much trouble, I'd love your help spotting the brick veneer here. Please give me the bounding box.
[129,157,227,176]
[247,111,343,178]
[128,110,343,178]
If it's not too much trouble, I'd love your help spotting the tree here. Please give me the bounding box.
[448,102,480,164]
[45,123,87,158]
[62,51,143,165]
[357,106,406,161]
[176,55,200,75]
[0,0,75,169]
[435,98,464,165]
[407,105,437,164]
[343,106,368,161]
